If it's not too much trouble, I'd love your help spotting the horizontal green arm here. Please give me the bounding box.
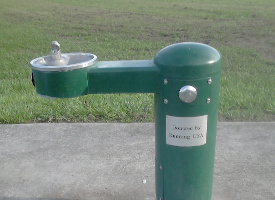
[87,60,159,94]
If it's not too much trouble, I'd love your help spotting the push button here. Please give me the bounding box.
[179,85,197,103]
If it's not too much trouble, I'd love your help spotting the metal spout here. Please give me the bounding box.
[51,41,61,60]
[46,41,69,66]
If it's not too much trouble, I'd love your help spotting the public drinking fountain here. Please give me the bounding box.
[30,41,222,200]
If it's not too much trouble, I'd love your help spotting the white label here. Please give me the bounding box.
[166,115,208,147]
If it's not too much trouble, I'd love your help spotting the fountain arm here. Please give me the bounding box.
[87,60,159,94]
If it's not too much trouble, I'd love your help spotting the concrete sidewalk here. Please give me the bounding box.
[0,122,274,200]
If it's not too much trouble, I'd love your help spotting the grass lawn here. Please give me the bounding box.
[0,0,274,123]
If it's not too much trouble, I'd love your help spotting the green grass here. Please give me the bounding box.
[0,0,275,123]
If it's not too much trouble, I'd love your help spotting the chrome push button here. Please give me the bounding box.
[179,85,197,103]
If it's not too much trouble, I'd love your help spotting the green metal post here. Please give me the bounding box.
[154,43,221,200]
[31,42,221,200]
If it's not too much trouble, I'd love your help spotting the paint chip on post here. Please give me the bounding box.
[166,115,208,147]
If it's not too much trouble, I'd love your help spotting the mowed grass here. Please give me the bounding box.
[0,0,274,123]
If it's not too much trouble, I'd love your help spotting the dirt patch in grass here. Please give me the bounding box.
[223,19,275,61]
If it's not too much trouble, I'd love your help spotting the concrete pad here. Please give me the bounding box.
[0,122,274,200]
[213,122,275,200]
